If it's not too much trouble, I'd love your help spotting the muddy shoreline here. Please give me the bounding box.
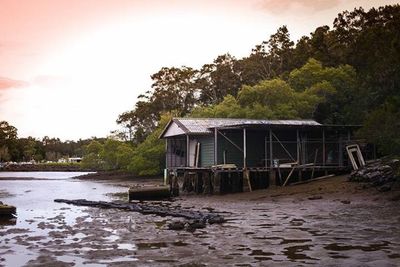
[1,174,400,266]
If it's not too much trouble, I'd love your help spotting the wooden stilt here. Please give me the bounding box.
[269,170,276,187]
[243,169,252,192]
[203,172,211,194]
[277,165,282,185]
[290,174,335,186]
[172,174,179,196]
[182,172,193,192]
[212,172,221,194]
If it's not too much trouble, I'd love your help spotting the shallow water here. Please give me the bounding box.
[1,173,400,266]
[0,172,125,266]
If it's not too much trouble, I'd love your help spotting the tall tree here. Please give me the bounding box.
[150,66,199,116]
[0,121,18,161]
[332,5,400,110]
[236,26,295,85]
[198,54,241,104]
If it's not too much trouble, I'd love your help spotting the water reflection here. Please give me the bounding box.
[0,171,125,266]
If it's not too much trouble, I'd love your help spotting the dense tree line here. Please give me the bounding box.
[0,121,104,163]
[111,4,400,176]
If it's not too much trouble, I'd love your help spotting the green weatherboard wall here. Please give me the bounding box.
[196,130,267,168]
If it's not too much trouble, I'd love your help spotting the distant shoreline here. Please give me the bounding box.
[75,171,162,181]
[0,163,94,172]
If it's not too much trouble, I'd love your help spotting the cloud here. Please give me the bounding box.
[0,77,27,90]
[258,0,340,14]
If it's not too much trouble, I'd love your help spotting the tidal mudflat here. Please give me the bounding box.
[1,173,399,266]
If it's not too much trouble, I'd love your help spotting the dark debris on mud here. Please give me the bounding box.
[349,158,400,192]
[54,198,225,231]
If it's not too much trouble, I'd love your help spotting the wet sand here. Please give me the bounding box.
[1,174,400,266]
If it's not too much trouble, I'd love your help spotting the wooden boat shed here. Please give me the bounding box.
[160,118,371,194]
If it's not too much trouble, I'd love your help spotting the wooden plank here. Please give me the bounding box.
[283,166,296,186]
[271,132,295,162]
[217,129,243,153]
[195,142,200,167]
[289,174,335,186]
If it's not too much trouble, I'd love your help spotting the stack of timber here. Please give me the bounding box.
[0,202,16,217]
[349,158,399,191]
[128,186,170,201]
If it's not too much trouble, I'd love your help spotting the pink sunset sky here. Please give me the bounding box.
[0,0,397,140]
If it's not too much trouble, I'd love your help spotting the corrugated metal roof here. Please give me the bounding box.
[165,118,321,136]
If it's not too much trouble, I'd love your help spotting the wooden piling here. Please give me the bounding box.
[269,170,276,187]
[203,172,212,194]
[243,169,251,192]
[171,174,179,196]
[212,172,221,194]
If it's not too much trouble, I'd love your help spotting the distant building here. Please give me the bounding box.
[58,157,82,163]
[68,157,82,163]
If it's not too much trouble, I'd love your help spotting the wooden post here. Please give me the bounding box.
[223,150,226,164]
[297,129,300,164]
[269,170,276,187]
[243,128,247,169]
[212,172,221,194]
[311,149,318,179]
[165,140,168,169]
[203,172,211,194]
[339,136,343,167]
[322,129,328,175]
[302,132,307,165]
[172,174,179,196]
[194,172,200,193]
[186,135,190,167]
[214,128,218,165]
[196,142,200,167]
[322,128,326,166]
[182,171,191,192]
[243,169,252,192]
[269,128,273,168]
[264,135,268,168]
